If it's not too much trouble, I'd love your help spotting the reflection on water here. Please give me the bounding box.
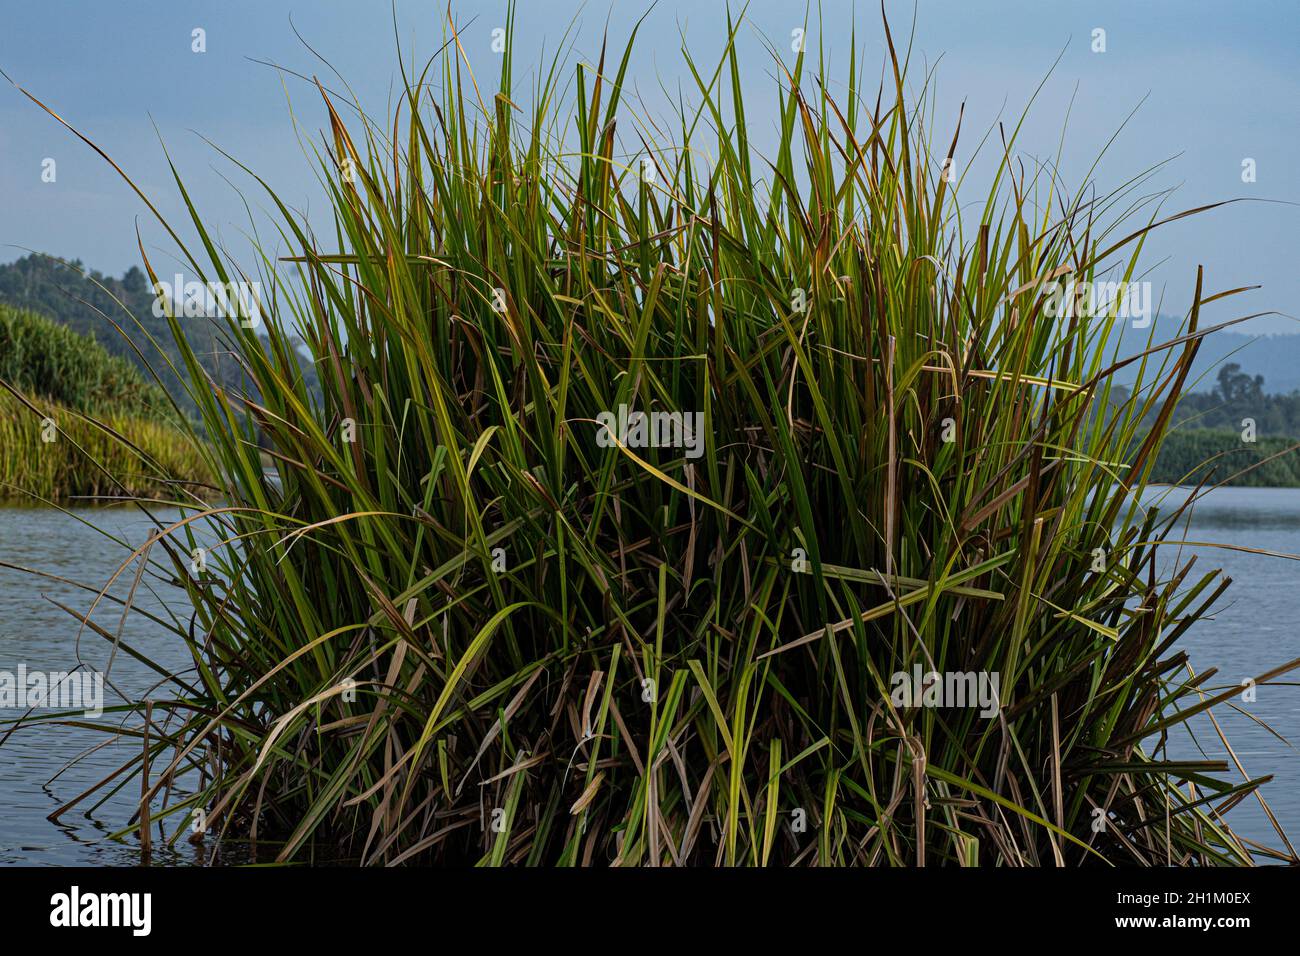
[1,488,1298,863]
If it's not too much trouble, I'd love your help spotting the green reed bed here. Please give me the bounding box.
[0,305,210,500]
[10,7,1298,865]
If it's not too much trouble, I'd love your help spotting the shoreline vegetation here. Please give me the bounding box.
[0,305,211,501]
[6,6,1299,865]
[1149,430,1300,487]
[1116,366,1300,487]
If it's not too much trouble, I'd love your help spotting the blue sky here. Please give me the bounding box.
[1,0,1298,332]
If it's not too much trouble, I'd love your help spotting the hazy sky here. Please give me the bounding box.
[1,0,1297,332]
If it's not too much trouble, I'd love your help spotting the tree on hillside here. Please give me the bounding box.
[1214,363,1264,405]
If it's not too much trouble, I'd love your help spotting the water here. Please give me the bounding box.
[1142,486,1300,856]
[1,489,1298,864]
[0,504,245,865]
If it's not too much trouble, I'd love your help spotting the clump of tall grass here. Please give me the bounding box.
[15,7,1298,864]
[0,305,211,500]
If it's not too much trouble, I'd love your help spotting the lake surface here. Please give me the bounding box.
[1143,486,1300,858]
[1,487,1298,864]
[0,504,245,865]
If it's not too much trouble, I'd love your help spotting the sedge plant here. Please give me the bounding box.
[9,5,1298,866]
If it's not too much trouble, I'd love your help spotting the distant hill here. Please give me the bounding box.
[0,253,319,415]
[1108,315,1300,395]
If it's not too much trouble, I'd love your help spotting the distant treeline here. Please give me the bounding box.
[1115,364,1300,486]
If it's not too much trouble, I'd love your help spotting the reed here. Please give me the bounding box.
[11,5,1296,865]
